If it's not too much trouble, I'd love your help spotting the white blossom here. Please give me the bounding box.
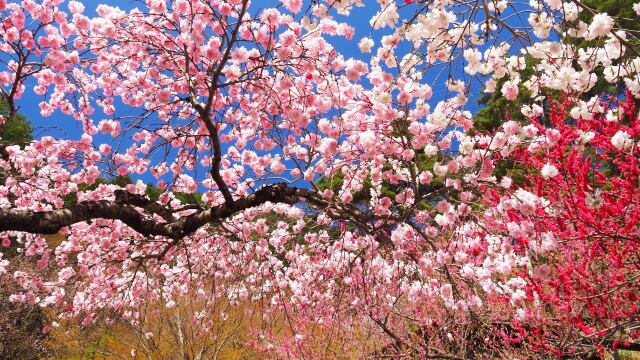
[586,13,614,40]
[611,130,632,150]
[540,163,559,179]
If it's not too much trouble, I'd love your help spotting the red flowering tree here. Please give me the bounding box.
[481,94,640,356]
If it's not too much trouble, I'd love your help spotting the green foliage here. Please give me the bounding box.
[494,158,530,185]
[580,0,639,34]
[316,170,375,204]
[145,183,162,201]
[473,57,539,133]
[0,97,33,148]
[173,191,202,205]
[110,175,132,188]
[316,171,344,193]
[62,177,125,207]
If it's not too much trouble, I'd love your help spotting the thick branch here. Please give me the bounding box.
[209,123,234,204]
[0,184,311,240]
[194,0,248,205]
[114,189,177,222]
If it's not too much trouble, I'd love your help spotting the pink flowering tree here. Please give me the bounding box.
[0,0,639,357]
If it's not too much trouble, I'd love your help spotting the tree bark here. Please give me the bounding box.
[0,183,311,239]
